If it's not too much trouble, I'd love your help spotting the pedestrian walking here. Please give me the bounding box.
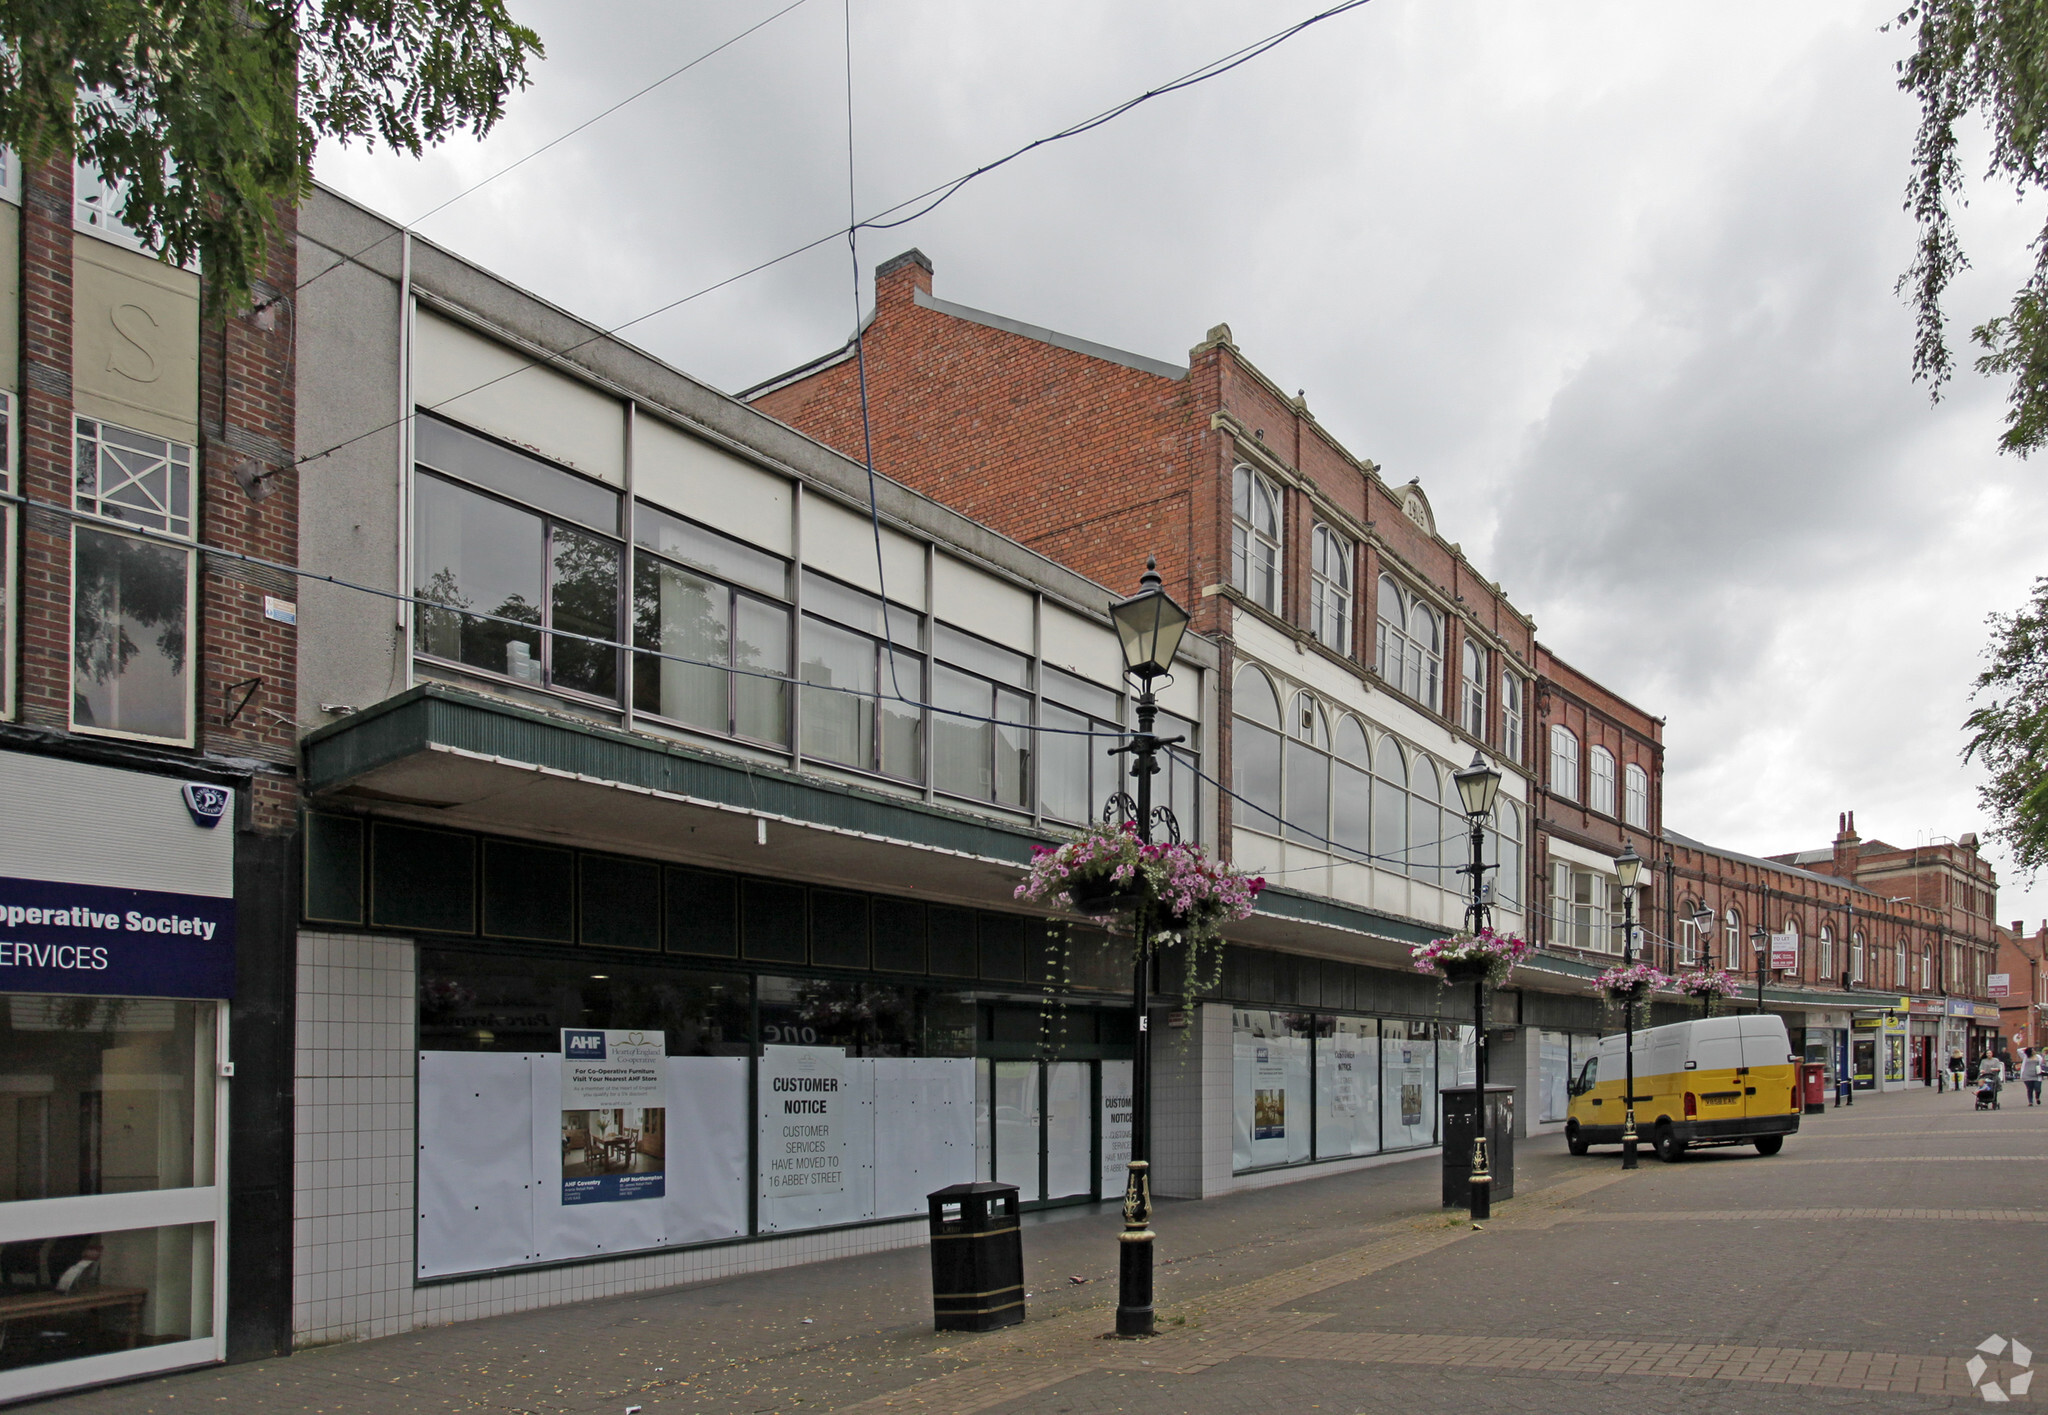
[2021,1047,2045,1107]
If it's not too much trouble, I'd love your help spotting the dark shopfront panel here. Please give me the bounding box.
[305,815,1140,1280]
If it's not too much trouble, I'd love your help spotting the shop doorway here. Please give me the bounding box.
[1852,1036,1877,1090]
[985,1060,1098,1207]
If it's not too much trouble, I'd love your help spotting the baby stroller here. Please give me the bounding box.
[1977,1074,2003,1111]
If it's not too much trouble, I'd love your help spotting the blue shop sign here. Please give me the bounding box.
[0,875,234,999]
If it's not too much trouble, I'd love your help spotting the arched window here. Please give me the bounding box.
[1920,945,1932,993]
[1231,466,1282,612]
[1374,576,1442,710]
[1501,672,1524,761]
[1851,930,1866,984]
[1589,746,1616,817]
[1232,665,1282,833]
[1549,725,1580,802]
[1310,524,1352,653]
[1372,735,1407,868]
[1460,642,1487,739]
[1495,800,1522,910]
[1410,756,1441,886]
[1284,691,1331,848]
[1679,898,1702,964]
[1332,715,1371,856]
[1782,919,1801,978]
[1623,763,1649,830]
[1894,936,1907,987]
[1725,908,1742,966]
[1818,925,1834,981]
[1441,766,1468,891]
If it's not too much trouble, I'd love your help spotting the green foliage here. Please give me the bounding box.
[1894,0,2048,454]
[1965,576,2048,875]
[0,0,542,313]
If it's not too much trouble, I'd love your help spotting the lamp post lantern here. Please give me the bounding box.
[1615,841,1644,1171]
[1104,557,1189,1340]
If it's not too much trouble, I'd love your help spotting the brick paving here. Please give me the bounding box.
[31,1084,2048,1414]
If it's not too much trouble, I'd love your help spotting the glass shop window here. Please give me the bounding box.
[1314,1015,1381,1159]
[413,416,623,700]
[632,501,791,743]
[1231,1009,1311,1172]
[1381,1018,1439,1150]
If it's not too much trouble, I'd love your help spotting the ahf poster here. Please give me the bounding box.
[560,1029,666,1205]
[1251,1046,1287,1140]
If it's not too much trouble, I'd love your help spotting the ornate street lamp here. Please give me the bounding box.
[1752,922,1771,1016]
[1453,751,1503,1217]
[1103,557,1190,1340]
[1615,841,1644,1171]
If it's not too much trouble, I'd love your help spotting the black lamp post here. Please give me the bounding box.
[1452,753,1503,1218]
[1104,557,1190,1340]
[1689,905,1717,1018]
[1614,841,1645,1170]
[1752,923,1771,1016]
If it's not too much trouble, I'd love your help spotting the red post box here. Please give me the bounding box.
[1800,1062,1827,1115]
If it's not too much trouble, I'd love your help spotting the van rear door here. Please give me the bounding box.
[1688,1018,1745,1125]
[1737,1015,1797,1121]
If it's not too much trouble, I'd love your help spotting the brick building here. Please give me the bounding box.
[0,154,299,1396]
[1995,920,2048,1053]
[749,249,1684,1137]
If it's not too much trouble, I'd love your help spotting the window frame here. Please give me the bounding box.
[1622,762,1649,830]
[1588,745,1616,818]
[1230,465,1283,613]
[797,570,927,785]
[1501,672,1524,762]
[1309,523,1352,654]
[412,466,627,704]
[1374,576,1442,711]
[1460,642,1486,740]
[1549,725,1580,802]
[930,624,1032,811]
[69,414,198,746]
[630,521,793,747]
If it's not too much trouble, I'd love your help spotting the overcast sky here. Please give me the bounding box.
[316,0,2048,927]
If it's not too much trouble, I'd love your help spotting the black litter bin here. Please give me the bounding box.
[1440,1084,1515,1207]
[927,1181,1024,1331]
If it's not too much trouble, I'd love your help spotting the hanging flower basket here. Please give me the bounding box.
[1014,820,1264,948]
[1675,969,1739,1000]
[1593,962,1670,1003]
[1410,929,1530,989]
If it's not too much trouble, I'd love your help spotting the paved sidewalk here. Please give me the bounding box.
[33,1084,2048,1414]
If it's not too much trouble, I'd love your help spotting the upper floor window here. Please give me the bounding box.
[1232,664,1283,833]
[1818,925,1834,981]
[799,571,924,783]
[1894,936,1907,988]
[1549,725,1579,801]
[1589,746,1616,817]
[1851,930,1866,983]
[1781,919,1802,978]
[1501,672,1524,761]
[1724,908,1742,966]
[1921,945,1933,993]
[413,416,623,702]
[1678,898,1702,965]
[633,501,791,745]
[1623,762,1649,829]
[71,415,196,744]
[1375,576,1441,710]
[1460,642,1486,739]
[1550,862,1611,951]
[1040,667,1126,826]
[932,624,1031,809]
[1493,799,1522,910]
[1231,466,1282,613]
[1309,524,1351,652]
[1284,691,1331,847]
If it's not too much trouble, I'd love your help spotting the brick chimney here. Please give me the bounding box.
[875,248,934,307]
[1833,811,1860,882]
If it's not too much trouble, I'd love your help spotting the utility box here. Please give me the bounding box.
[926,1182,1024,1332]
[1440,1085,1515,1207]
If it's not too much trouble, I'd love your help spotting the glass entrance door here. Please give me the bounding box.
[985,1060,1098,1206]
[0,996,228,1402]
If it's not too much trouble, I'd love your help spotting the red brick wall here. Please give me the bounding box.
[10,159,298,833]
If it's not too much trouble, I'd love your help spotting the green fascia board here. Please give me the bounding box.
[1248,885,1442,947]
[301,684,1047,866]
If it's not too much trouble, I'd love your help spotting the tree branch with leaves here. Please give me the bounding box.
[0,0,542,313]
[1966,576,2048,876]
[1894,0,2048,454]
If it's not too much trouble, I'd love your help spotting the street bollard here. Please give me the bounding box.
[1468,1136,1491,1222]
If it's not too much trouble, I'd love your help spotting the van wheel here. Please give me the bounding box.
[1566,1123,1589,1157]
[1654,1124,1687,1163]
[1753,1135,1784,1157]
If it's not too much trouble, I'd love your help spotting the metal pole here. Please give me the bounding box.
[1466,815,1492,1220]
[1116,687,1157,1339]
[1621,887,1639,1171]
